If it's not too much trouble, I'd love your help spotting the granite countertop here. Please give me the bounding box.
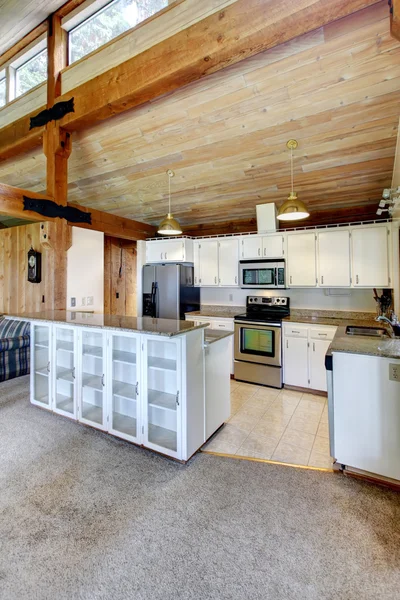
[185,306,244,319]
[328,325,400,360]
[204,330,234,345]
[6,311,208,338]
[283,309,380,327]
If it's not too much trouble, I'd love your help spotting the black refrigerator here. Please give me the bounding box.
[142,264,200,320]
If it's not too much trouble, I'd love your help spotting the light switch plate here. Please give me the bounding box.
[87,296,94,306]
[71,297,76,307]
[389,363,400,382]
[81,297,86,306]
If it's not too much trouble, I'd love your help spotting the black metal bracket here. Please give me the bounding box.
[23,196,92,224]
[29,98,75,129]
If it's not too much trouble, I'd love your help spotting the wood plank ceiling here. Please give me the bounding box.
[0,1,397,231]
[0,0,67,55]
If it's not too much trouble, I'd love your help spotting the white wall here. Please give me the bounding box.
[67,227,104,313]
[201,287,377,312]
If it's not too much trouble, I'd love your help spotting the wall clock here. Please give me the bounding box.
[27,247,42,284]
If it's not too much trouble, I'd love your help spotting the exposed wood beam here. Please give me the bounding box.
[55,0,88,19]
[390,0,400,41]
[0,183,156,240]
[57,0,382,132]
[0,110,46,162]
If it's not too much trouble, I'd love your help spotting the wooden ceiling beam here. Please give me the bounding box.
[0,183,156,240]
[390,0,400,41]
[57,0,382,132]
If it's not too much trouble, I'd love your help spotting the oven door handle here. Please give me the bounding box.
[234,320,281,328]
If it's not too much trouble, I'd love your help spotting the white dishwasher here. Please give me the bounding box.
[333,352,400,481]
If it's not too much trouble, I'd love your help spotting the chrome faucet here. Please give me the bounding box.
[376,315,398,338]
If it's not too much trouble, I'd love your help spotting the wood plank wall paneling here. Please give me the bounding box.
[0,223,54,314]
[0,1,396,231]
[103,236,137,316]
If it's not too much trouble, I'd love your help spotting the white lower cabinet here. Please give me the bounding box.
[108,331,141,444]
[30,324,207,461]
[31,323,52,409]
[283,323,336,392]
[53,324,78,419]
[143,336,182,459]
[185,315,235,375]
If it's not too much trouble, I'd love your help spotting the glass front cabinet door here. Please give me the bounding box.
[143,336,182,459]
[53,325,77,419]
[107,332,140,443]
[79,329,107,430]
[31,323,52,408]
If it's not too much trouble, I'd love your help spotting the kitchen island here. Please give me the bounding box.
[6,311,232,462]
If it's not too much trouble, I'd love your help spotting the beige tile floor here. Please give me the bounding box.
[203,380,333,469]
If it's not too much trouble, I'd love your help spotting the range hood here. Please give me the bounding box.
[256,203,278,233]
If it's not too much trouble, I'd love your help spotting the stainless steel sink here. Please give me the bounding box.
[345,326,388,337]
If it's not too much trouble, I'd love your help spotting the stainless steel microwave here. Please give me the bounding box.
[239,259,286,289]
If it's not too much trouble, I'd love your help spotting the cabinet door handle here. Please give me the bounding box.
[135,382,139,396]
[214,276,217,284]
[176,391,180,406]
[258,248,261,256]
[318,333,327,337]
[292,330,300,334]
[101,374,105,387]
[235,275,237,284]
[219,278,221,284]
[195,277,197,284]
[356,274,359,284]
[72,367,76,379]
[47,361,50,373]
[313,342,315,352]
[286,339,288,349]
[165,252,167,260]
[290,275,292,285]
[321,275,324,284]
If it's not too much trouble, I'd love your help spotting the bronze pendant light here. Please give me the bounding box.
[277,140,310,222]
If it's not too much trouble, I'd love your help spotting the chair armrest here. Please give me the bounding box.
[0,335,30,351]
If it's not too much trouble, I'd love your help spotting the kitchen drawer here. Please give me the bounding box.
[283,324,309,338]
[212,320,234,331]
[309,327,336,341]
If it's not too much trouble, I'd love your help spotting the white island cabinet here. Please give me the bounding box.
[15,311,230,462]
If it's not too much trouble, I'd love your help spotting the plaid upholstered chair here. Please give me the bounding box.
[0,318,30,382]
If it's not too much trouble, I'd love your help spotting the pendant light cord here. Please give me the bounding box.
[291,146,294,195]
[168,172,171,214]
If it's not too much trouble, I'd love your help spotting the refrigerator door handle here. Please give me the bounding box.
[155,282,159,318]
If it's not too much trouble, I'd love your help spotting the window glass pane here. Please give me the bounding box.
[69,0,168,64]
[16,50,47,97]
[0,79,5,107]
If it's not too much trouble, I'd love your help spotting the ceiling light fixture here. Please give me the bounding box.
[277,139,310,222]
[157,169,182,236]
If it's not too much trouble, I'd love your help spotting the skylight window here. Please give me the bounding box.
[15,49,47,98]
[0,78,5,107]
[68,0,168,64]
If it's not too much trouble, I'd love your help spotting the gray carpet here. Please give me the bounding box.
[0,376,399,600]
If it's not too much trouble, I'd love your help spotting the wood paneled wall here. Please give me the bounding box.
[0,223,55,314]
[104,237,137,316]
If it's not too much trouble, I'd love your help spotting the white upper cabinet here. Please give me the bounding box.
[351,225,390,288]
[261,234,285,258]
[198,240,219,286]
[218,238,239,286]
[145,239,193,263]
[287,232,317,287]
[318,230,351,287]
[240,236,262,259]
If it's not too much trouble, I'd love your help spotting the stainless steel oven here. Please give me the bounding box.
[234,321,282,367]
[239,259,285,289]
[233,295,289,389]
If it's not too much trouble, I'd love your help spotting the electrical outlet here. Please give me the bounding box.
[116,292,120,299]
[389,363,400,382]
[71,297,76,307]
[87,296,94,306]
[81,297,86,306]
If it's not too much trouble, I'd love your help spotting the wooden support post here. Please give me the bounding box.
[44,13,71,311]
[391,0,400,41]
